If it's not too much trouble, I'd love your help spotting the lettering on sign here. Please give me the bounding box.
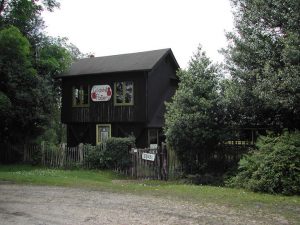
[150,144,158,149]
[91,85,112,102]
[142,153,156,161]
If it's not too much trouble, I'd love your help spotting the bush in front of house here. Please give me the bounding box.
[226,131,300,195]
[83,144,104,169]
[84,137,135,170]
[103,137,135,170]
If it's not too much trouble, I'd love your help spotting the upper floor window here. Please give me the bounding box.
[72,85,89,107]
[114,81,134,106]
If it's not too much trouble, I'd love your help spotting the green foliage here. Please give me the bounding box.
[0,91,11,116]
[0,0,60,43]
[0,1,82,150]
[28,146,42,166]
[0,26,52,144]
[227,131,300,195]
[38,37,78,77]
[165,45,225,174]
[83,144,104,169]
[222,0,300,129]
[104,137,135,170]
[84,137,135,170]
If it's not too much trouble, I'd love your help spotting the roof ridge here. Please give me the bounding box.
[80,48,171,60]
[57,48,178,78]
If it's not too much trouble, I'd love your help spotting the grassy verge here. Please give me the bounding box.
[0,164,299,224]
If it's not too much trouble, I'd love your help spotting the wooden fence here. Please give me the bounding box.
[23,143,104,168]
[0,144,22,164]
[22,142,182,180]
[129,142,253,179]
[130,143,181,180]
[3,140,251,180]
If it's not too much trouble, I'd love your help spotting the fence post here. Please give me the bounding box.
[23,144,27,162]
[41,141,45,166]
[157,146,161,180]
[162,142,168,181]
[79,143,84,164]
[59,143,65,167]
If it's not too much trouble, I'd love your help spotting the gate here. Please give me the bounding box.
[130,143,169,180]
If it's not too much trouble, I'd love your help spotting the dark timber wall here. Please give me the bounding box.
[61,71,146,124]
[147,54,178,127]
[67,122,146,147]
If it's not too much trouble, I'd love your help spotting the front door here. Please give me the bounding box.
[96,124,111,144]
[148,128,162,148]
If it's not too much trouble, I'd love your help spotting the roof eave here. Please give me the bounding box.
[55,68,152,79]
[150,49,180,74]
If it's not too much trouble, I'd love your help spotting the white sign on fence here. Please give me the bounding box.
[150,144,158,149]
[142,153,156,161]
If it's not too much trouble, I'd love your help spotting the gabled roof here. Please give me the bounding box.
[58,48,179,77]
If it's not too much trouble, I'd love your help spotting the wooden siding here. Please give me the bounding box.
[61,72,146,123]
[67,123,147,147]
[147,54,178,127]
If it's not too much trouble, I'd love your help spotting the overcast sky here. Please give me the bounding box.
[43,0,234,69]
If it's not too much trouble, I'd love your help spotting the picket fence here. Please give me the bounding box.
[21,142,182,180]
[23,143,105,168]
[2,140,252,180]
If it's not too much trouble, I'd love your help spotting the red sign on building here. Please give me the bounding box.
[91,85,112,102]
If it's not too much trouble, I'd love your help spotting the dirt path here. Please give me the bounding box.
[0,184,288,225]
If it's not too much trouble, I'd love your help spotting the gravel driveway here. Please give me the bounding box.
[0,183,289,225]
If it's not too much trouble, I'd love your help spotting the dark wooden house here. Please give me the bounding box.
[57,48,179,147]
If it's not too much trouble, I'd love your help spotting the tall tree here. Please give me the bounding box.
[0,0,59,44]
[35,36,81,144]
[223,0,300,129]
[164,46,224,174]
[0,26,52,144]
[0,0,82,147]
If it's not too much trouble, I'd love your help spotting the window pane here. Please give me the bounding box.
[73,85,89,106]
[114,81,134,105]
[100,131,109,142]
[73,87,80,105]
[124,81,133,104]
[115,82,123,103]
[149,129,158,145]
[125,93,132,103]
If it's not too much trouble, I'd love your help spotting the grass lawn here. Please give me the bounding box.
[0,164,299,224]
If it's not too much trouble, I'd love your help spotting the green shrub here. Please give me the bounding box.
[103,137,135,170]
[83,137,135,170]
[26,144,43,166]
[227,131,300,195]
[83,144,104,169]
